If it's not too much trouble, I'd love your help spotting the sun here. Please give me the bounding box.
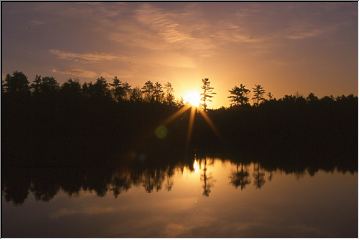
[183,91,201,107]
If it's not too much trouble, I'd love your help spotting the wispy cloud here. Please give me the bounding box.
[50,49,128,62]
[130,3,273,57]
[211,22,267,44]
[109,25,167,51]
[286,25,327,40]
[131,4,217,55]
[135,4,192,44]
[52,68,113,79]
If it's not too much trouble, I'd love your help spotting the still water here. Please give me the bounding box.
[2,158,357,237]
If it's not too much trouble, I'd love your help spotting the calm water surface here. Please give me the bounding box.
[2,159,357,237]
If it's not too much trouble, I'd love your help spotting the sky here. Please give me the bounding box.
[2,2,357,108]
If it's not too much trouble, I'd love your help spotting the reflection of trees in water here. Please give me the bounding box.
[268,171,273,181]
[229,163,251,190]
[199,158,215,197]
[230,163,274,190]
[294,171,306,180]
[111,175,132,198]
[165,168,174,191]
[2,168,31,205]
[253,163,266,189]
[2,155,357,204]
[142,169,165,193]
[1,163,190,204]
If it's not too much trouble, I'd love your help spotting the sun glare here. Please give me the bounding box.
[193,160,200,173]
[184,91,201,107]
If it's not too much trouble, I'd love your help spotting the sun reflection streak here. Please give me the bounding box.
[193,159,200,173]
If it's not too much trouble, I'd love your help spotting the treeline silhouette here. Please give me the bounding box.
[2,71,357,170]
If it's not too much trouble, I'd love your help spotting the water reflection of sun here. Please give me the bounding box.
[193,160,200,173]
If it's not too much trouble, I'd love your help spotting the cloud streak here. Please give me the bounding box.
[50,49,128,62]
[135,4,193,44]
[52,68,113,79]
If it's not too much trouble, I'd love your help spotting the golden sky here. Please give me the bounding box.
[2,2,357,108]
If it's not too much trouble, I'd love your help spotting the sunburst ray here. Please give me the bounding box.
[198,109,221,139]
[186,106,197,146]
[163,105,191,125]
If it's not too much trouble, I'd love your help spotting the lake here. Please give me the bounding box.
[2,158,357,237]
[2,158,358,237]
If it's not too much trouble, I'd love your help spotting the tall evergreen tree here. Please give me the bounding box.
[86,77,111,99]
[252,84,266,106]
[110,76,126,102]
[4,71,30,96]
[164,82,175,105]
[153,82,164,103]
[38,76,59,95]
[142,81,155,102]
[61,79,82,96]
[122,82,132,101]
[30,75,42,96]
[200,78,216,110]
[228,84,250,106]
[130,87,142,102]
